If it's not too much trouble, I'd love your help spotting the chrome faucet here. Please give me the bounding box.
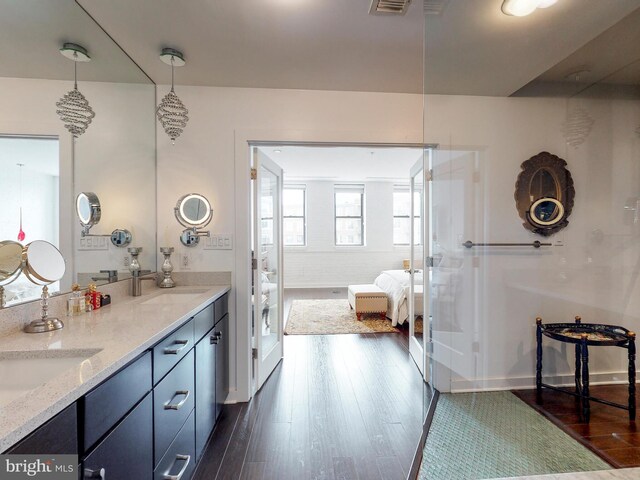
[127,246,156,296]
[92,270,118,283]
[131,270,156,297]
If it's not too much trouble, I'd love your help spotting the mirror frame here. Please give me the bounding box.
[515,151,574,236]
[175,193,213,229]
[0,240,24,285]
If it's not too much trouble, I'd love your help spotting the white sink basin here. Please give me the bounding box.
[140,290,206,306]
[0,349,101,407]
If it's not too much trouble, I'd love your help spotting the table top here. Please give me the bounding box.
[541,322,633,347]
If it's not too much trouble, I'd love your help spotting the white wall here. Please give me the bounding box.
[283,180,411,288]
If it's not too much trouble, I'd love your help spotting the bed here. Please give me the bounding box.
[374,270,424,326]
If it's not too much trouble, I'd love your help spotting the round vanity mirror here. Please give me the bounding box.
[0,240,23,284]
[529,198,565,226]
[23,240,66,285]
[515,151,574,236]
[175,193,212,228]
[76,192,101,229]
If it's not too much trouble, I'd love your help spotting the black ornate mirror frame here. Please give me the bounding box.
[515,151,575,236]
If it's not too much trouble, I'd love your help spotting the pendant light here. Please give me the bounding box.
[56,43,95,138]
[156,48,189,144]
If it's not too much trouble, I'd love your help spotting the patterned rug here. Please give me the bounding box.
[284,299,399,335]
[419,391,610,480]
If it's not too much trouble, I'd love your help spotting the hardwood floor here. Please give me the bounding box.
[194,332,429,479]
[514,385,640,468]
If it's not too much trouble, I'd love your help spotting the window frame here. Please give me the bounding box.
[334,184,365,247]
[283,184,307,247]
[393,185,422,246]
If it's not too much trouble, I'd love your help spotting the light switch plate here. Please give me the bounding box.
[204,233,233,250]
[78,236,109,251]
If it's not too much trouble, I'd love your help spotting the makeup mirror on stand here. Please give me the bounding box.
[22,240,67,333]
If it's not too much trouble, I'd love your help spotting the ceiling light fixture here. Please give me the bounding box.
[274,149,282,154]
[157,48,189,144]
[501,0,558,17]
[56,43,95,138]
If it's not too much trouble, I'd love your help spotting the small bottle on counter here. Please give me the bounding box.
[86,283,101,311]
[67,284,85,316]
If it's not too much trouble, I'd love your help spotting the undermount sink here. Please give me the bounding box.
[0,348,102,408]
[140,290,206,306]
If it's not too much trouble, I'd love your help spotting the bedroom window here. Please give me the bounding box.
[260,194,274,245]
[393,186,422,245]
[335,184,364,246]
[283,185,306,246]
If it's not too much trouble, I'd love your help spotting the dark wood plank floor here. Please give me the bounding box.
[514,385,640,468]
[194,332,429,480]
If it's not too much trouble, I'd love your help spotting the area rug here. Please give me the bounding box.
[419,391,610,480]
[284,299,399,335]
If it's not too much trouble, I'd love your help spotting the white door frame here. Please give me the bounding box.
[233,129,425,403]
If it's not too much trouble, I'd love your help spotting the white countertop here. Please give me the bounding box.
[0,285,230,452]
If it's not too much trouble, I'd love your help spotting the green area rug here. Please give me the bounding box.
[419,391,611,480]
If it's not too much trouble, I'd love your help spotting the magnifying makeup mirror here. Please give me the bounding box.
[22,240,66,333]
[528,197,565,227]
[0,240,24,308]
[76,192,101,236]
[175,193,212,246]
[76,192,132,247]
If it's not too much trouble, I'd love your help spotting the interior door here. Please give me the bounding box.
[252,150,284,392]
[409,156,428,379]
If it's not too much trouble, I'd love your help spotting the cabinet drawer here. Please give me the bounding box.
[83,393,153,480]
[214,293,228,324]
[153,319,194,385]
[193,303,214,342]
[154,409,195,480]
[83,351,152,452]
[6,403,77,455]
[154,349,195,463]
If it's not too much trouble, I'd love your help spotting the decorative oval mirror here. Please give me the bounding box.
[22,240,66,285]
[0,240,24,284]
[515,151,574,236]
[76,192,101,233]
[175,193,213,228]
[175,193,213,247]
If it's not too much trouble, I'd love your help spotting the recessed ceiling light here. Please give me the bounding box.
[274,149,282,154]
[501,0,558,17]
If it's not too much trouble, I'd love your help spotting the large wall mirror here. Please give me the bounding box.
[0,0,156,307]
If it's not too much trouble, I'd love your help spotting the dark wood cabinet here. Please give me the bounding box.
[154,349,195,463]
[214,314,229,421]
[83,351,152,451]
[195,328,216,460]
[154,410,196,480]
[6,403,78,455]
[83,393,153,480]
[6,292,230,480]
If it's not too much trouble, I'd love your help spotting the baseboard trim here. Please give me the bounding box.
[450,371,637,393]
[408,387,440,480]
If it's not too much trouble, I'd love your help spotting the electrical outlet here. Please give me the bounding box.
[123,256,130,267]
[182,254,190,270]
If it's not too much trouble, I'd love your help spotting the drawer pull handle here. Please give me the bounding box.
[163,454,191,480]
[210,334,218,345]
[164,390,190,410]
[84,467,106,479]
[164,339,189,355]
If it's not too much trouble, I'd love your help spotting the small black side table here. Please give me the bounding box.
[536,316,636,422]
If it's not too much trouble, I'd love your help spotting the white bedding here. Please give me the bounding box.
[374,270,423,326]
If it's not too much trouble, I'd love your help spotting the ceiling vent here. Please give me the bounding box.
[423,0,449,15]
[369,0,412,15]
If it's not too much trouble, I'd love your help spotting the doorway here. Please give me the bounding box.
[249,142,432,393]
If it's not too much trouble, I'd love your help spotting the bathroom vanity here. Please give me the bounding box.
[0,286,230,480]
